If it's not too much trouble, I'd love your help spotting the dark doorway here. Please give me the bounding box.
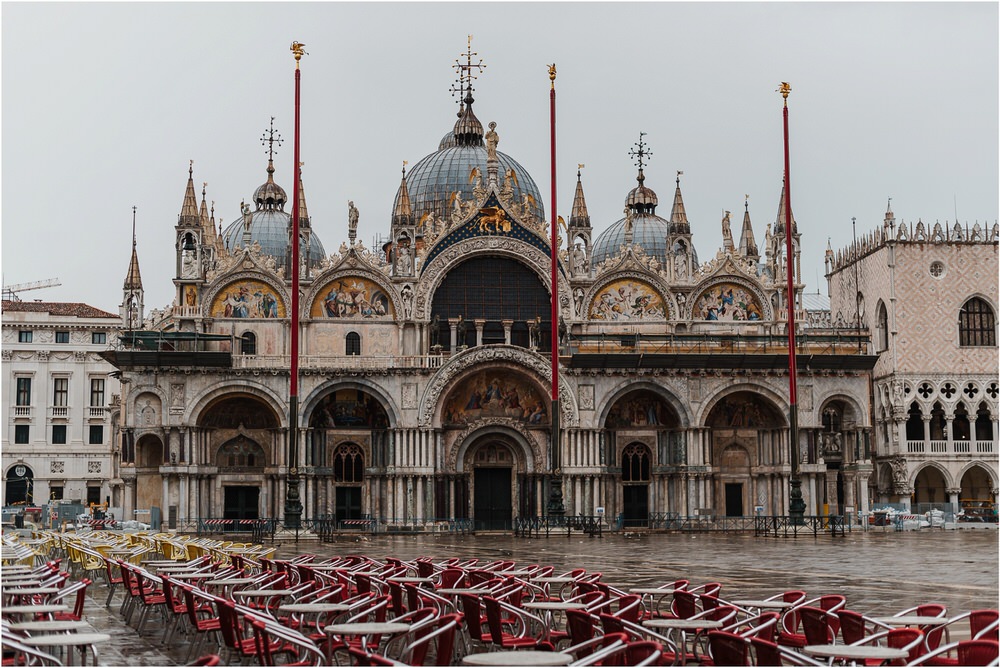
[725,483,744,517]
[474,468,512,531]
[622,485,649,528]
[336,487,362,521]
[223,486,259,520]
[4,464,33,506]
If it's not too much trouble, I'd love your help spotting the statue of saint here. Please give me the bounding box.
[430,314,441,349]
[485,121,499,162]
[348,200,359,243]
[456,315,467,349]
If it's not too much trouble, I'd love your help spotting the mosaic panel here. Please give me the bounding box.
[311,277,393,319]
[693,283,763,321]
[589,279,666,320]
[210,280,285,318]
[442,370,547,426]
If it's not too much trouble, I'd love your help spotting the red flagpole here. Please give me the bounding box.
[284,42,306,529]
[547,64,564,516]
[780,82,805,523]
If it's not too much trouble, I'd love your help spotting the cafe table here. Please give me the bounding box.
[1,603,69,620]
[532,576,577,600]
[731,599,794,611]
[1,577,43,587]
[20,632,111,666]
[461,650,572,666]
[870,615,949,628]
[386,576,434,585]
[204,577,256,596]
[7,619,91,634]
[324,621,410,654]
[3,586,61,605]
[643,618,724,666]
[279,602,350,630]
[803,643,908,666]
[631,587,680,616]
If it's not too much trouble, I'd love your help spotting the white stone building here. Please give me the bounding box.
[826,205,999,513]
[1,301,122,511]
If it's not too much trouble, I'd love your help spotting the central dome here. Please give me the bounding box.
[394,98,545,225]
[592,213,673,266]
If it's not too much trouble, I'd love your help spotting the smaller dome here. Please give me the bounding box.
[592,213,671,266]
[626,169,657,214]
[253,162,287,210]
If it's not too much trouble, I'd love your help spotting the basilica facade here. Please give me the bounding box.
[104,65,884,531]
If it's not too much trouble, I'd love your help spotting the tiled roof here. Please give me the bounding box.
[1,301,119,319]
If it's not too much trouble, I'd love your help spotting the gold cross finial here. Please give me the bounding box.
[451,36,485,104]
[629,132,652,171]
[261,117,283,163]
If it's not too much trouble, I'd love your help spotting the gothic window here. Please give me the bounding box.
[621,443,651,482]
[240,331,256,355]
[333,443,364,483]
[959,297,996,347]
[822,406,843,433]
[876,300,889,352]
[905,402,923,441]
[346,332,361,356]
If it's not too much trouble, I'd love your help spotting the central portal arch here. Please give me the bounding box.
[456,425,541,532]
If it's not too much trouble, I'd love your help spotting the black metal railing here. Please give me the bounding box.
[513,515,605,537]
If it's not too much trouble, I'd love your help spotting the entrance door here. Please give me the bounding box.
[622,485,649,528]
[474,468,512,531]
[336,487,362,521]
[725,483,744,517]
[223,486,259,520]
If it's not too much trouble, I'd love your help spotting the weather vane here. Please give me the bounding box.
[451,35,485,105]
[629,132,652,171]
[777,81,791,105]
[261,116,283,162]
[290,41,307,68]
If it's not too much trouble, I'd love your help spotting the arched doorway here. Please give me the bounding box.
[470,441,515,531]
[603,388,682,522]
[135,434,164,514]
[621,443,651,527]
[217,437,266,520]
[706,391,785,515]
[308,387,390,520]
[5,464,33,506]
[913,466,948,505]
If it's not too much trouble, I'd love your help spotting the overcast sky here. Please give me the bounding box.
[3,1,997,313]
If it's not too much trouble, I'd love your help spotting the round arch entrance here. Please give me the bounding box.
[5,464,33,506]
[458,428,537,532]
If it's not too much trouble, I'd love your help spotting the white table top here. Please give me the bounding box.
[462,650,572,666]
[325,621,410,635]
[533,577,577,584]
[19,633,111,647]
[1,604,69,616]
[732,599,794,609]
[279,602,350,613]
[438,588,487,596]
[631,587,680,595]
[523,601,587,611]
[803,644,908,661]
[643,618,724,631]
[237,589,294,597]
[1,579,43,587]
[7,620,91,632]
[387,576,433,584]
[3,586,60,595]
[205,578,256,586]
[872,615,948,626]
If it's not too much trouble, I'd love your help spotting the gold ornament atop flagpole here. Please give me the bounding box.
[291,41,307,68]
[777,81,791,105]
[548,63,557,89]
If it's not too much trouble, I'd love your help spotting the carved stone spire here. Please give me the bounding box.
[178,161,200,227]
[393,162,413,228]
[569,168,591,228]
[774,178,796,235]
[738,195,759,261]
[668,171,689,234]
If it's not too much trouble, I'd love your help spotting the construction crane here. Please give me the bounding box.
[2,278,61,302]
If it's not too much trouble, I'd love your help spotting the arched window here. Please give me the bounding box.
[621,443,651,482]
[346,332,361,356]
[333,443,365,483]
[929,402,946,440]
[240,331,256,356]
[217,438,265,469]
[876,301,889,352]
[959,297,996,347]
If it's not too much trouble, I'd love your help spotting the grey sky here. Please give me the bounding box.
[3,2,997,313]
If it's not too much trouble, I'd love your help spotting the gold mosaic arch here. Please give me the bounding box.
[310,276,395,319]
[209,279,286,319]
[588,278,667,321]
[441,369,548,427]
[691,281,765,322]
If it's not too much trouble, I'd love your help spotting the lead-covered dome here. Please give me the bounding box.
[221,161,326,267]
[394,96,545,225]
[592,213,672,266]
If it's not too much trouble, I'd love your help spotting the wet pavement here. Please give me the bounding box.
[39,529,1000,666]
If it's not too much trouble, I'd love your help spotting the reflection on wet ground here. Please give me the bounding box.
[60,530,1000,666]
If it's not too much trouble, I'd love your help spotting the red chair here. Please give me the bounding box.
[590,639,667,666]
[669,590,700,619]
[50,578,90,622]
[728,611,780,642]
[103,558,124,608]
[561,631,628,663]
[849,628,925,666]
[344,646,400,666]
[837,609,891,645]
[157,573,189,645]
[181,585,223,663]
[749,636,825,667]
[215,597,260,664]
[133,569,167,635]
[706,630,751,666]
[778,606,837,648]
[910,639,999,666]
[566,608,599,647]
[251,618,327,666]
[481,595,547,650]
[396,612,463,666]
[188,655,222,666]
